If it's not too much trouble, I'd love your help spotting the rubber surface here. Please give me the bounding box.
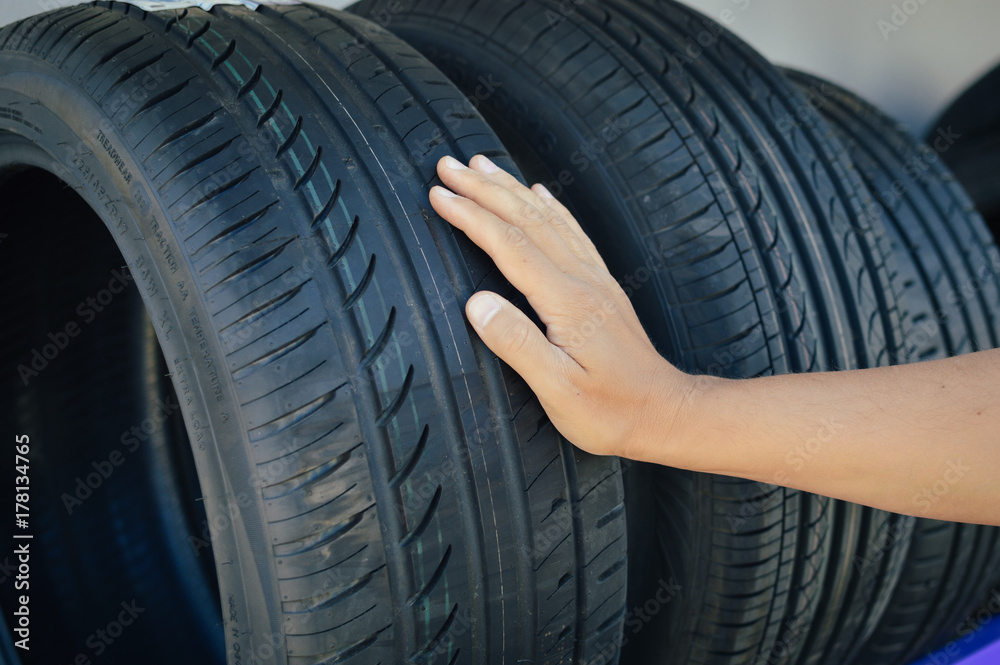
[0,3,626,664]
[786,70,1000,665]
[351,1,907,663]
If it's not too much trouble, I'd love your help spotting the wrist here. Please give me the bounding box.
[626,361,727,468]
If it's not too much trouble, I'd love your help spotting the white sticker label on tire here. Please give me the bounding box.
[122,0,301,11]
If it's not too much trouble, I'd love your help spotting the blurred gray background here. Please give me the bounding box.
[2,0,998,137]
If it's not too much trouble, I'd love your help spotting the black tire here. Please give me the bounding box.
[929,62,1000,240]
[0,3,627,664]
[351,1,907,663]
[785,70,1000,665]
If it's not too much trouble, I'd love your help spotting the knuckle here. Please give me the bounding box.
[547,210,570,230]
[516,201,546,227]
[502,321,532,356]
[548,216,573,239]
[582,292,605,312]
[503,223,529,249]
[481,178,509,199]
[564,234,589,257]
[565,283,602,312]
[570,296,600,318]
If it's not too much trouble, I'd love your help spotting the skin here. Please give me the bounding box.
[429,154,1000,527]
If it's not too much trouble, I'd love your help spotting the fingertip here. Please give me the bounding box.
[533,183,555,199]
[431,185,460,199]
[471,154,500,175]
[436,157,468,187]
[466,292,503,328]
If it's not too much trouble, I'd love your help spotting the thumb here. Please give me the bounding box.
[466,291,565,392]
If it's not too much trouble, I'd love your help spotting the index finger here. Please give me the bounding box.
[464,154,599,267]
[531,183,609,271]
[429,185,579,312]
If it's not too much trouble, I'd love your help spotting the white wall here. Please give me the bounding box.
[2,0,999,137]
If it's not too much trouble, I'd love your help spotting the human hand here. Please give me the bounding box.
[429,155,695,460]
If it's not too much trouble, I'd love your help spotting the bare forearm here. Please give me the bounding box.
[650,350,1000,524]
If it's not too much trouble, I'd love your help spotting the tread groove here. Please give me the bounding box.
[161,135,237,190]
[275,115,303,158]
[273,505,373,557]
[293,145,323,191]
[311,178,342,228]
[360,307,397,369]
[237,63,262,98]
[400,485,442,549]
[179,168,257,218]
[211,38,236,71]
[388,425,430,489]
[149,107,220,157]
[407,543,452,605]
[132,77,193,118]
[256,88,283,128]
[248,383,345,442]
[205,236,295,293]
[327,216,359,269]
[376,364,415,427]
[409,603,459,664]
[282,566,382,614]
[191,199,278,255]
[185,20,210,49]
[342,252,376,309]
[232,323,323,380]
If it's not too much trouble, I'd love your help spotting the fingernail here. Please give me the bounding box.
[443,155,467,170]
[475,154,499,174]
[432,185,460,198]
[467,293,501,327]
[535,183,555,199]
